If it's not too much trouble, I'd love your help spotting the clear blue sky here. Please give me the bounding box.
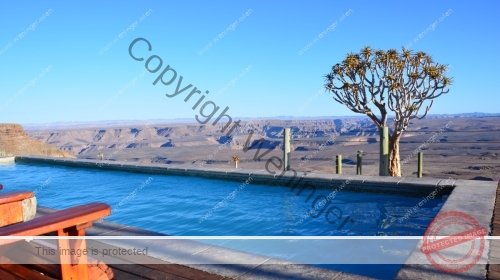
[1,1,499,125]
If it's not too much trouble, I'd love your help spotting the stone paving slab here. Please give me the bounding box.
[0,156,15,163]
[397,177,442,187]
[395,179,496,279]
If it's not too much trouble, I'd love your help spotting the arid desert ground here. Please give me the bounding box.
[24,115,500,181]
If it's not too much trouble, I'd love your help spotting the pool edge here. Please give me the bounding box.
[15,155,452,197]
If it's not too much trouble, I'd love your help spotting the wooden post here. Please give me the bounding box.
[379,127,389,176]
[357,150,363,175]
[418,152,423,178]
[336,155,342,174]
[283,128,291,171]
[57,227,89,280]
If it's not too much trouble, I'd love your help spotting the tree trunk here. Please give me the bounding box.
[388,132,402,177]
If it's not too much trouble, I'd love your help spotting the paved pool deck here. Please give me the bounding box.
[36,206,376,279]
[14,155,500,279]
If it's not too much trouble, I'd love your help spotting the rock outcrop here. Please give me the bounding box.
[0,123,74,158]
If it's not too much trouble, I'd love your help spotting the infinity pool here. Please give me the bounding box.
[0,162,447,279]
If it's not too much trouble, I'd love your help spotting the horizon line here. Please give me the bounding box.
[17,112,500,127]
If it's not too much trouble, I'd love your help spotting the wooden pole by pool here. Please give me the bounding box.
[357,150,363,175]
[379,127,389,176]
[283,128,291,171]
[336,155,342,174]
[418,152,423,178]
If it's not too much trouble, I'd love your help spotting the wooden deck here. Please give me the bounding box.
[0,238,232,280]
[487,182,500,279]
[108,264,229,280]
[100,240,231,279]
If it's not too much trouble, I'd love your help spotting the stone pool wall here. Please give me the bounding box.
[15,155,453,197]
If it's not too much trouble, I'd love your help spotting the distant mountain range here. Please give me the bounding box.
[21,112,500,130]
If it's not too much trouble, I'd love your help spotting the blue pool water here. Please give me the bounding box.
[0,163,445,236]
[0,162,447,279]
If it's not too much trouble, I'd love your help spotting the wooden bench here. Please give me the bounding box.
[0,190,113,279]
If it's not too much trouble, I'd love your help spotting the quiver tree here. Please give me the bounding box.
[324,47,451,176]
[231,155,240,169]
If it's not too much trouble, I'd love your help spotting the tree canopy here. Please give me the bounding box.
[325,46,451,131]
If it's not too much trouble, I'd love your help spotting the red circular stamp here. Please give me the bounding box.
[420,211,487,274]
